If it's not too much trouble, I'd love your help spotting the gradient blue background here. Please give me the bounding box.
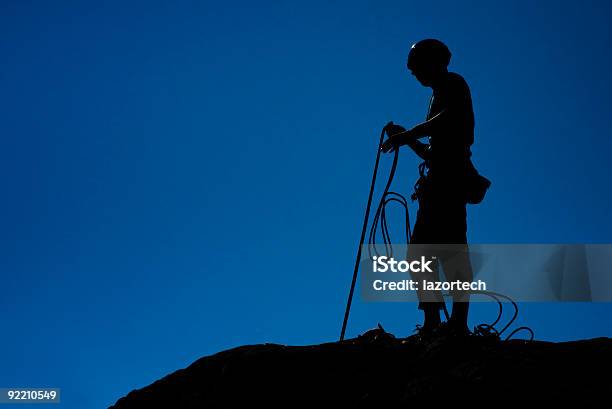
[1,1,611,408]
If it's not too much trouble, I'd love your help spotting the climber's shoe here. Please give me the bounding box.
[437,321,471,337]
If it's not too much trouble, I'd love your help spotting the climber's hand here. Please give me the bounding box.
[381,136,398,153]
[384,122,407,137]
[381,122,407,153]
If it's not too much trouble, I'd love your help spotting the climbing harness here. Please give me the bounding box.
[339,125,533,342]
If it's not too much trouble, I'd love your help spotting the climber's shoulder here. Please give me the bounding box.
[445,72,471,91]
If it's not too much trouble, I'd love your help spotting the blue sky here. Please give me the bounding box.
[1,0,611,408]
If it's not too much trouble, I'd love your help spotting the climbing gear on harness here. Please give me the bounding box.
[411,161,430,202]
[411,159,491,205]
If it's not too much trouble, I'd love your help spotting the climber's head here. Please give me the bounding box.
[407,39,451,87]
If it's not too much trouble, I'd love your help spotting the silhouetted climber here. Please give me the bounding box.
[381,39,476,337]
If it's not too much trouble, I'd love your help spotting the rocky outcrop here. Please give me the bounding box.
[109,330,612,408]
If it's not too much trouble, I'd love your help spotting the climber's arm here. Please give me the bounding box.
[406,139,430,160]
[408,109,449,139]
[381,124,431,155]
[382,103,466,153]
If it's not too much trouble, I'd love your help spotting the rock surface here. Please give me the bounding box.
[109,330,612,408]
